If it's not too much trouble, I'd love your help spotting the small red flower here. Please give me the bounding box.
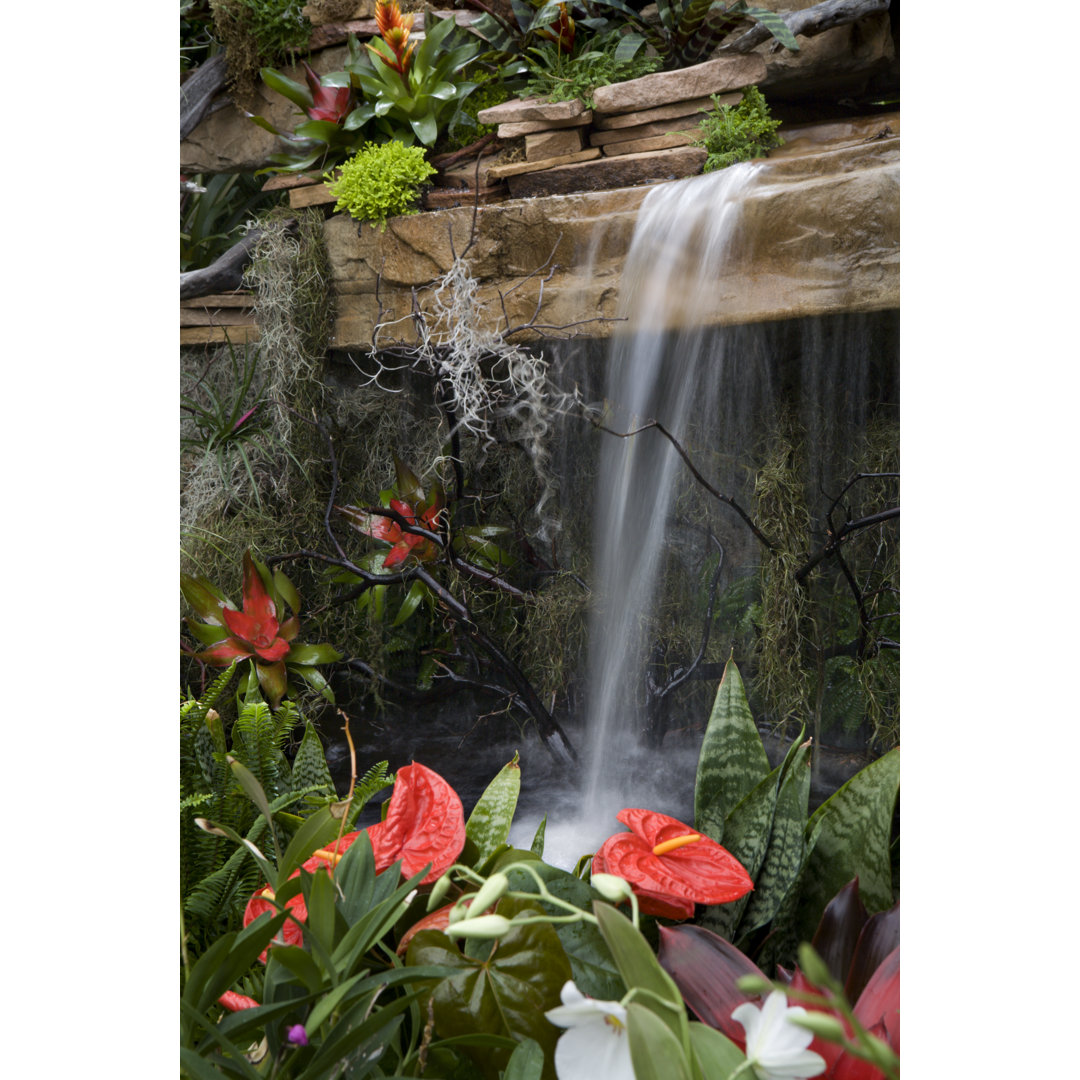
[301,61,352,123]
[196,551,298,665]
[242,763,465,958]
[592,808,753,920]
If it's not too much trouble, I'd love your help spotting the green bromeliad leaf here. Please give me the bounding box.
[466,752,522,865]
[796,747,900,943]
[694,657,771,842]
[406,895,572,1080]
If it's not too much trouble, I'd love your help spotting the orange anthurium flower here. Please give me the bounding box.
[592,808,753,920]
[243,763,465,959]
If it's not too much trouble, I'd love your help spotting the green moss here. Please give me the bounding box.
[325,142,437,230]
[695,85,784,173]
[211,0,310,106]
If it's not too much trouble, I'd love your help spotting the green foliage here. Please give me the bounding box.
[434,71,514,153]
[211,0,311,104]
[695,84,783,172]
[693,658,899,967]
[344,14,480,146]
[324,141,437,229]
[180,172,284,272]
[518,29,662,109]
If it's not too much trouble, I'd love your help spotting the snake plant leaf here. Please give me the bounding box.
[466,752,522,864]
[405,895,573,1080]
[289,721,335,796]
[738,738,812,936]
[796,747,900,943]
[694,657,771,840]
[627,1002,694,1080]
[530,815,547,857]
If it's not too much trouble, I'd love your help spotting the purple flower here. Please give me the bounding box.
[286,1024,309,1046]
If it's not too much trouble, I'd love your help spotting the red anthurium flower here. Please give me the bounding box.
[198,551,298,665]
[243,763,465,959]
[301,61,352,123]
[592,808,753,920]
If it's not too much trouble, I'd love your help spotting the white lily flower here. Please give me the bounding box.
[545,980,635,1080]
[731,991,828,1080]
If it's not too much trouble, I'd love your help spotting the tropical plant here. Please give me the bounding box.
[182,550,342,707]
[687,657,899,969]
[323,141,437,229]
[341,1,481,146]
[247,60,371,175]
[695,84,783,172]
[180,661,387,957]
[584,0,799,70]
[180,172,283,270]
[657,878,900,1079]
[517,27,663,108]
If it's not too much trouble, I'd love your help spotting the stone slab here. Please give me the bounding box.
[478,96,586,125]
[488,147,601,180]
[593,94,739,131]
[600,132,698,157]
[590,117,706,147]
[526,128,585,161]
[506,146,707,198]
[497,112,593,138]
[591,55,766,116]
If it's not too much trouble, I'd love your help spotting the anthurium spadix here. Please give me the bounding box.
[181,550,341,708]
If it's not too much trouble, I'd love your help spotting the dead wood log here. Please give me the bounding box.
[180,53,228,140]
[720,0,891,54]
[179,219,296,300]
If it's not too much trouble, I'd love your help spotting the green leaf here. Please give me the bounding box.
[267,943,325,994]
[261,67,313,111]
[739,739,812,936]
[626,1002,693,1080]
[406,896,573,1080]
[503,1037,546,1080]
[289,662,336,705]
[392,579,428,627]
[742,4,799,51]
[694,657,771,839]
[593,903,683,1040]
[275,805,343,886]
[181,574,231,624]
[465,752,521,864]
[687,1021,746,1075]
[290,721,336,796]
[409,108,439,147]
[530,815,547,857]
[273,569,301,615]
[506,862,624,1001]
[286,642,344,665]
[797,748,900,940]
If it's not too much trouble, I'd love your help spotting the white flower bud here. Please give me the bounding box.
[590,873,634,903]
[468,872,510,914]
[445,914,513,939]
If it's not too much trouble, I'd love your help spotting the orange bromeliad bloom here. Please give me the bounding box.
[371,0,416,76]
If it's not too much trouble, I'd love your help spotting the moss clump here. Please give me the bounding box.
[695,85,783,173]
[324,142,437,230]
[211,0,311,107]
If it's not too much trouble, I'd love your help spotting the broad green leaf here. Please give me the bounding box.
[694,657,771,839]
[406,896,572,1080]
[594,903,684,1040]
[506,862,624,1001]
[466,752,521,864]
[687,1021,746,1075]
[626,1002,693,1080]
[267,944,325,994]
[304,864,339,965]
[180,574,231,624]
[185,619,229,646]
[697,762,779,941]
[503,1036,545,1080]
[272,568,301,615]
[743,4,799,51]
[285,642,343,665]
[410,109,439,147]
[289,663,336,705]
[392,579,428,627]
[739,739,812,935]
[260,67,313,110]
[797,748,900,942]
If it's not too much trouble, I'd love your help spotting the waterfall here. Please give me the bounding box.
[579,163,767,833]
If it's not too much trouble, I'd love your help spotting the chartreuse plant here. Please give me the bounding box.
[691,657,899,968]
[695,84,783,172]
[323,141,436,230]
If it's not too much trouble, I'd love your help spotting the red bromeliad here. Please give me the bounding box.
[370,0,416,77]
[343,494,444,568]
[592,808,753,920]
[197,551,298,665]
[301,61,352,123]
[243,763,465,958]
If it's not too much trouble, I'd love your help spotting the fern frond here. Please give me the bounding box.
[232,700,290,801]
[180,662,238,736]
[180,792,215,813]
[345,760,394,828]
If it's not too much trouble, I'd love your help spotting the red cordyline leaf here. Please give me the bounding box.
[657,923,767,1046]
[592,808,753,918]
